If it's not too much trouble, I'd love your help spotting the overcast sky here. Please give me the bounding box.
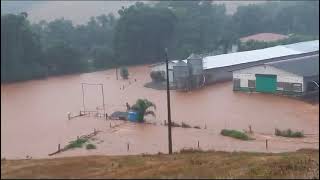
[1,1,139,24]
[1,1,264,25]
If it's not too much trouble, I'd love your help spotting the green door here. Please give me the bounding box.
[255,74,277,93]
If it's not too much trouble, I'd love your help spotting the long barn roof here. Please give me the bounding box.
[202,40,319,70]
[171,40,319,70]
[266,54,319,77]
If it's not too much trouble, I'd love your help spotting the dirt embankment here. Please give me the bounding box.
[2,149,318,179]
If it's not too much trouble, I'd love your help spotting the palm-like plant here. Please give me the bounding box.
[131,99,156,122]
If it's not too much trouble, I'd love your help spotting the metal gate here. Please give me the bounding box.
[255,74,277,93]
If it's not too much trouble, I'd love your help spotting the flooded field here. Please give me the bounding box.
[1,65,319,159]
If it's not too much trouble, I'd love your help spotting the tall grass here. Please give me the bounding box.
[275,128,304,138]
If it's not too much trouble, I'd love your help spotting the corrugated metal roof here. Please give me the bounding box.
[266,54,319,77]
[169,40,319,70]
[240,33,288,42]
[202,46,302,69]
[282,40,319,53]
[175,60,188,66]
[202,40,319,70]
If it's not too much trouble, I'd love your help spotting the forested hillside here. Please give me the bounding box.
[1,1,319,82]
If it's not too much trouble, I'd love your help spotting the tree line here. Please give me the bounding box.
[1,1,319,82]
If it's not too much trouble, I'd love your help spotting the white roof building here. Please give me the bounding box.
[170,40,319,70]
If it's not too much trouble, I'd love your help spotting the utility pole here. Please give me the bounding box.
[165,48,173,154]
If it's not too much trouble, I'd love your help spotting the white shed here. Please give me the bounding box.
[232,54,319,95]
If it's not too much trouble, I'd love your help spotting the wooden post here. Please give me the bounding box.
[110,123,111,128]
[266,139,268,150]
[249,125,252,134]
[197,140,199,149]
[127,143,129,152]
[94,128,96,134]
[68,112,71,120]
[101,84,106,117]
[58,144,61,151]
[81,83,86,112]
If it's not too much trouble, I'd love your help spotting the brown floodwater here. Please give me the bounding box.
[1,65,319,159]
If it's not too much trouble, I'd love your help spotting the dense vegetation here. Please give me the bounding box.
[220,129,252,140]
[275,128,304,138]
[1,1,319,82]
[131,99,156,122]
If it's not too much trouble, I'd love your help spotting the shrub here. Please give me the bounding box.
[220,129,250,140]
[193,126,201,129]
[181,122,192,128]
[120,67,129,79]
[275,128,304,138]
[66,138,88,149]
[86,143,96,150]
[150,71,165,82]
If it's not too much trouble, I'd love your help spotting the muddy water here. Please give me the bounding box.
[1,65,319,159]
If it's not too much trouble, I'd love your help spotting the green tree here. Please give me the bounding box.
[113,2,177,65]
[44,42,86,75]
[131,99,156,122]
[1,13,47,82]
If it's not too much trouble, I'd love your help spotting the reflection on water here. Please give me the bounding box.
[1,65,319,159]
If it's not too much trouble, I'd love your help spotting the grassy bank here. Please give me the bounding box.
[1,149,318,179]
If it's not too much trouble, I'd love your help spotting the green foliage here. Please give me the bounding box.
[131,99,156,122]
[120,67,129,79]
[233,1,319,37]
[1,1,319,83]
[239,34,317,51]
[275,128,304,138]
[92,46,115,69]
[150,71,165,82]
[113,2,177,65]
[1,13,47,82]
[220,129,250,140]
[86,143,97,150]
[66,138,88,149]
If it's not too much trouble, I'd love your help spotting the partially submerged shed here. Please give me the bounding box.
[232,54,319,95]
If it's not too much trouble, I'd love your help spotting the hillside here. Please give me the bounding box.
[1,149,319,179]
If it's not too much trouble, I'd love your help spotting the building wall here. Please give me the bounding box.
[151,63,175,72]
[202,52,318,85]
[233,65,304,93]
[151,63,174,83]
